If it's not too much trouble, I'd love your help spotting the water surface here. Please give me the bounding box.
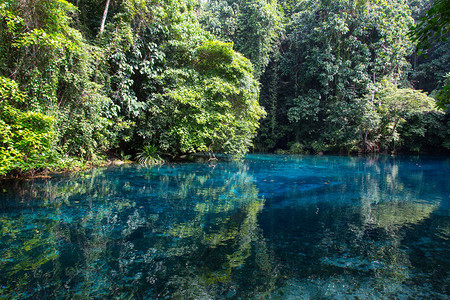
[0,155,449,299]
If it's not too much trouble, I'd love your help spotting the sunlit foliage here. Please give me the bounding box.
[0,0,264,176]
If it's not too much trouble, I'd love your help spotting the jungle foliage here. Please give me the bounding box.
[0,0,264,176]
[0,0,448,176]
[249,0,449,154]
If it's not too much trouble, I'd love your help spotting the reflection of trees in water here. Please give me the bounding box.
[0,163,276,298]
[0,168,131,298]
[268,155,445,298]
[1,156,447,298]
[0,215,59,298]
[358,156,441,295]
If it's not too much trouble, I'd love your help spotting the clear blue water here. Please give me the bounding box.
[0,154,449,299]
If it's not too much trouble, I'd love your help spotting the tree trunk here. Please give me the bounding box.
[363,130,368,153]
[99,0,111,35]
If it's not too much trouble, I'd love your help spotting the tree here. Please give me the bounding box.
[199,0,282,78]
[435,73,450,109]
[411,0,450,52]
[102,0,265,158]
[0,0,114,174]
[408,0,450,109]
[376,79,439,151]
[0,77,56,175]
[0,0,266,176]
[282,0,414,153]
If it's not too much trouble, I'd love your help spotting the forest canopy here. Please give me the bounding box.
[0,0,448,176]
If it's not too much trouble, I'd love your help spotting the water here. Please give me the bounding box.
[0,154,449,299]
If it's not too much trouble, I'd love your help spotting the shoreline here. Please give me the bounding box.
[0,159,134,181]
[2,150,449,181]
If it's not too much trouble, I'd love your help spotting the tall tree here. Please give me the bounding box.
[0,0,114,174]
[199,0,282,78]
[410,0,450,109]
[0,0,266,176]
[263,0,416,153]
[102,0,265,157]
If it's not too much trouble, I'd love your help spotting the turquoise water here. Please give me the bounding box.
[0,154,449,299]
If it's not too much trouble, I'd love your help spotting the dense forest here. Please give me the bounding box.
[0,0,449,176]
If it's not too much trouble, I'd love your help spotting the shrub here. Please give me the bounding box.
[137,144,164,165]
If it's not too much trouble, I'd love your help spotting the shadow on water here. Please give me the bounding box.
[0,154,449,299]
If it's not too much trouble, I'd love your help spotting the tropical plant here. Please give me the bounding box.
[137,144,164,165]
[0,77,57,175]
